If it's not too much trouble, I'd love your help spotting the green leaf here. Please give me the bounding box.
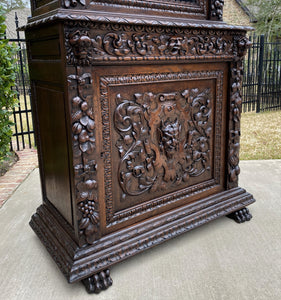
[0,6,18,160]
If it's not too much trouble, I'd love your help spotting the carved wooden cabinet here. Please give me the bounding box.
[25,0,255,293]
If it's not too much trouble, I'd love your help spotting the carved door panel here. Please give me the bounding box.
[95,63,228,233]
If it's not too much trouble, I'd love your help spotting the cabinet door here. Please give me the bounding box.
[94,62,228,234]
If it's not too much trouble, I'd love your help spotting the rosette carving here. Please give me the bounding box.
[114,88,212,199]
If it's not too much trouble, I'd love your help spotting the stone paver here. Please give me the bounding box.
[0,149,38,208]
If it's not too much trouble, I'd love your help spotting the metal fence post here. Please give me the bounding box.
[256,35,265,113]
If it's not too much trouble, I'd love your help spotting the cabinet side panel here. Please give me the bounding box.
[26,25,74,226]
[34,85,73,225]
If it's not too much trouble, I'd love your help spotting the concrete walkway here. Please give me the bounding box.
[0,149,38,208]
[0,160,280,300]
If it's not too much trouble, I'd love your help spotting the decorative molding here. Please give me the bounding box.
[60,0,205,15]
[23,13,253,32]
[89,0,205,16]
[210,0,224,21]
[70,189,255,282]
[67,67,99,245]
[108,180,216,226]
[100,71,224,226]
[214,69,223,184]
[29,206,73,279]
[81,194,253,278]
[29,189,255,283]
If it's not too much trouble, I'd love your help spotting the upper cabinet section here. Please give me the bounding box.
[30,0,224,22]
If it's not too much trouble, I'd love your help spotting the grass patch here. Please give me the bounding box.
[240,110,281,160]
[7,94,281,160]
[10,94,35,150]
[0,152,18,176]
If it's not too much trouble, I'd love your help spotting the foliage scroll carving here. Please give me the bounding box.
[65,27,234,65]
[101,71,224,225]
[114,89,212,199]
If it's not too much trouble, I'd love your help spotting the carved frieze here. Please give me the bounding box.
[114,88,212,198]
[68,67,99,245]
[65,25,236,65]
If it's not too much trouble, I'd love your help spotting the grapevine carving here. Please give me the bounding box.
[228,61,242,188]
[114,88,212,199]
[68,68,99,245]
[227,36,252,188]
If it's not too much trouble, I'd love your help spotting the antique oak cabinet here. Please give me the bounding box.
[25,0,255,294]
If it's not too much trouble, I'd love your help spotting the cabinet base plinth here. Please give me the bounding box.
[82,269,113,294]
[29,187,255,287]
[227,207,252,223]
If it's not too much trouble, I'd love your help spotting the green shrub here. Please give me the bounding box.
[0,6,18,161]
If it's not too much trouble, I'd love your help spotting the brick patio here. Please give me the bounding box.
[0,149,38,208]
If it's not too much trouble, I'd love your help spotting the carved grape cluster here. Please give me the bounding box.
[69,73,96,157]
[211,0,224,20]
[79,200,98,220]
[76,178,99,240]
[72,96,95,155]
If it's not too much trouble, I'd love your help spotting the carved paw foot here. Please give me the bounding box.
[227,207,252,223]
[82,269,113,294]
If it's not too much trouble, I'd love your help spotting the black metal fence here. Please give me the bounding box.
[243,34,281,112]
[4,21,281,151]
[7,13,34,151]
